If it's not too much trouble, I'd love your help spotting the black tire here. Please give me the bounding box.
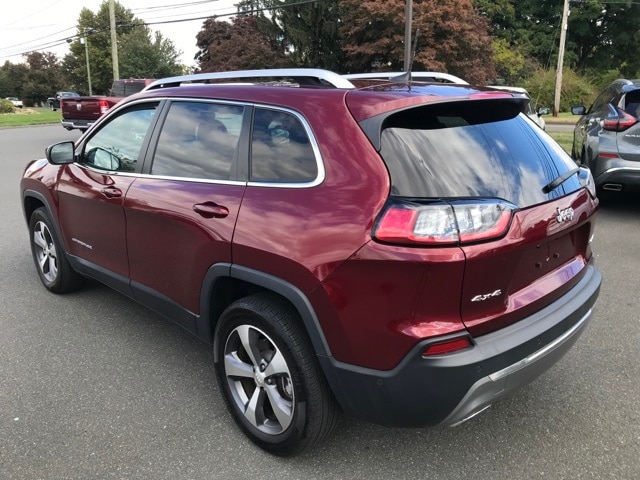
[29,207,83,293]
[214,292,339,456]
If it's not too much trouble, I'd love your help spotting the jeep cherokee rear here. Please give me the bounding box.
[20,69,601,456]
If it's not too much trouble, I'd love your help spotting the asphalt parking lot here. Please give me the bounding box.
[1,125,639,479]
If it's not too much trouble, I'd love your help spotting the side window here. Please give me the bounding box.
[250,108,318,183]
[151,101,244,180]
[623,90,640,118]
[589,86,616,115]
[81,104,157,172]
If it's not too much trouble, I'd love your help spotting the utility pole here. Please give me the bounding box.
[404,0,413,71]
[82,32,92,95]
[109,0,119,81]
[553,0,570,117]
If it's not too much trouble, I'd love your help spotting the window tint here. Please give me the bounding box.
[82,104,157,172]
[589,86,616,114]
[250,108,317,183]
[623,90,640,118]
[379,103,581,208]
[151,102,244,180]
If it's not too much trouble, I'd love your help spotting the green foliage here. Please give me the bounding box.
[63,1,182,94]
[0,98,15,113]
[492,38,525,84]
[522,68,596,112]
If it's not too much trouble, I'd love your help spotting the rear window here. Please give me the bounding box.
[379,101,581,207]
[111,80,149,97]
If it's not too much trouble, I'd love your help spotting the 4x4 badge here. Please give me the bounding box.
[471,289,502,302]
[556,206,574,223]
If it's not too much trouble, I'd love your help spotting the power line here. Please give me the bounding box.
[0,0,319,61]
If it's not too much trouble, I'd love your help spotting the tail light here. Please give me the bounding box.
[373,199,516,246]
[99,99,110,115]
[603,109,637,131]
[578,166,597,198]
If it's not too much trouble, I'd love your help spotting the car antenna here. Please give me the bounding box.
[390,29,420,90]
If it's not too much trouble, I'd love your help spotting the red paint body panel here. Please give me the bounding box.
[459,189,598,336]
[125,178,245,313]
[314,241,467,370]
[233,96,390,293]
[56,164,135,278]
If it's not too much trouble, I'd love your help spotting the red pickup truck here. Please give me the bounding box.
[61,78,154,131]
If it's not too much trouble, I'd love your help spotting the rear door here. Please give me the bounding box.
[124,100,248,320]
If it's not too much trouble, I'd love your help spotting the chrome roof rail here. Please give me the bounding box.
[342,71,469,85]
[144,68,356,91]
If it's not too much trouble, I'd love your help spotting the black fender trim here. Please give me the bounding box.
[197,263,332,358]
[21,189,71,253]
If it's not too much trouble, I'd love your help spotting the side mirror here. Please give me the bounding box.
[571,105,587,116]
[46,141,75,165]
[537,107,550,116]
[86,146,121,171]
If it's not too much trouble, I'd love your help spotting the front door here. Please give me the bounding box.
[56,102,159,284]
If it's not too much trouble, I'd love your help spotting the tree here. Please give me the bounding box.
[0,53,67,106]
[475,0,640,79]
[63,1,182,94]
[195,15,290,72]
[340,0,496,84]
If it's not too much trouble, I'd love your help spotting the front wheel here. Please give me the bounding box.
[29,208,83,293]
[214,293,339,456]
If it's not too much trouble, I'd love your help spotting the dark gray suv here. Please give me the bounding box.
[572,78,640,193]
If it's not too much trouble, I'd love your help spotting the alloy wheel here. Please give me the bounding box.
[32,221,58,283]
[223,324,295,435]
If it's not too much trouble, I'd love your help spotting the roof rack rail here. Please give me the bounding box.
[342,72,469,85]
[144,68,356,91]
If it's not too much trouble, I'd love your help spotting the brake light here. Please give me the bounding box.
[99,99,110,115]
[374,200,515,246]
[423,337,472,356]
[578,166,597,198]
[603,110,637,131]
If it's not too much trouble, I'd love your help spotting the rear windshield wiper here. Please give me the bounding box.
[542,167,580,194]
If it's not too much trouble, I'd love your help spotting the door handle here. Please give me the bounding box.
[101,186,122,198]
[193,202,229,218]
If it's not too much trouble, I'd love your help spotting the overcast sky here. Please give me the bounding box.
[0,0,238,67]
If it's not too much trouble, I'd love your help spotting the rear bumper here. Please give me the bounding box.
[594,158,640,191]
[60,119,94,131]
[320,262,601,427]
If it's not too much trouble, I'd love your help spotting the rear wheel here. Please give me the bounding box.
[214,293,338,456]
[29,208,83,293]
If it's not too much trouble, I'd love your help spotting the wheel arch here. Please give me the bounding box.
[21,190,69,251]
[198,264,332,359]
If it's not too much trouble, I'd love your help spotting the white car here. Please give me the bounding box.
[5,97,23,108]
[488,86,547,130]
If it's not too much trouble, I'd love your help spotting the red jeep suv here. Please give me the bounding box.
[20,69,601,456]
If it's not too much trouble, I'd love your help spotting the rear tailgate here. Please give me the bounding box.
[366,91,599,338]
[460,189,596,336]
[61,97,103,121]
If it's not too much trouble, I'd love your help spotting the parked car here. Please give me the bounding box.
[488,86,548,130]
[5,97,23,108]
[572,78,640,193]
[47,92,80,111]
[343,71,469,85]
[20,68,601,456]
[60,78,155,132]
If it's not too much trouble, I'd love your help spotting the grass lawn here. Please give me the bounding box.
[0,107,60,128]
[546,130,574,156]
